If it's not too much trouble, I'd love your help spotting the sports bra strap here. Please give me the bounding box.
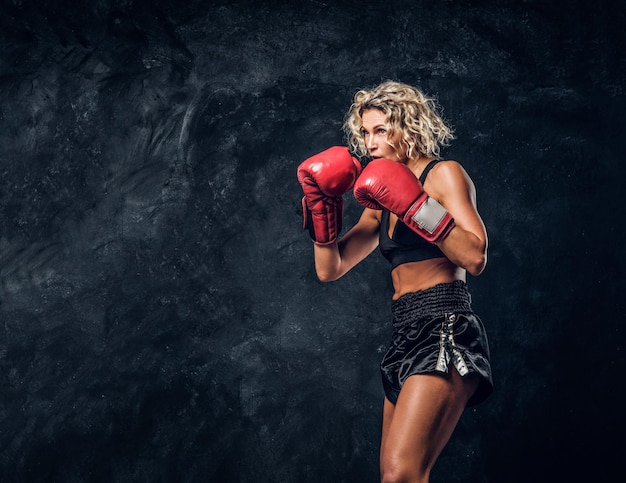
[419,159,440,184]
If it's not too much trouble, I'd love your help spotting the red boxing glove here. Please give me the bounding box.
[353,158,455,243]
[297,146,362,245]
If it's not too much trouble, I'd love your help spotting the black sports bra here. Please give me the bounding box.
[378,160,446,269]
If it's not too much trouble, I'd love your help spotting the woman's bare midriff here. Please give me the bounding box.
[390,257,466,300]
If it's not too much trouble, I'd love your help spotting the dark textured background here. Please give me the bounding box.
[1,0,624,481]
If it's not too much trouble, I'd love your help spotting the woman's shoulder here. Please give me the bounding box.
[425,159,475,195]
[427,159,469,182]
[432,158,464,173]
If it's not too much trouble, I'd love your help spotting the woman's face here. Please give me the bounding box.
[360,109,404,161]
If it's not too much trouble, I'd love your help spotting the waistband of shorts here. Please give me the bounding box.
[391,280,472,325]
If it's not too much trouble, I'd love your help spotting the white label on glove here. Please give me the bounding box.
[411,198,448,234]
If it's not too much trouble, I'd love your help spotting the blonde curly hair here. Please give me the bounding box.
[343,80,454,160]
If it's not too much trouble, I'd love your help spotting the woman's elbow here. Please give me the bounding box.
[315,268,340,283]
[466,252,487,277]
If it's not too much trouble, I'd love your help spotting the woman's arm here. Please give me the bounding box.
[313,208,380,282]
[428,162,488,276]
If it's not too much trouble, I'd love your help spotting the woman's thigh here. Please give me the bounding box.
[380,369,479,477]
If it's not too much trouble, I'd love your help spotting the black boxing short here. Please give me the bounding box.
[380,280,493,407]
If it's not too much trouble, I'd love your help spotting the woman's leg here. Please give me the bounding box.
[380,369,479,483]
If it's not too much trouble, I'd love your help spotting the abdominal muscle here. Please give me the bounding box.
[390,257,466,300]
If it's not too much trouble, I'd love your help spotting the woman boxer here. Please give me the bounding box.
[297,80,492,483]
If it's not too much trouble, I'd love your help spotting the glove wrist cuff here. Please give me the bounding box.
[404,195,455,243]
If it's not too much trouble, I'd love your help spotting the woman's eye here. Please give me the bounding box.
[378,129,386,135]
